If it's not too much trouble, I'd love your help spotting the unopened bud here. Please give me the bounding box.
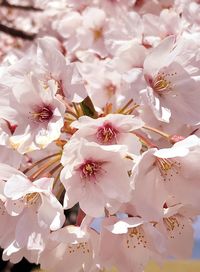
[170,135,185,144]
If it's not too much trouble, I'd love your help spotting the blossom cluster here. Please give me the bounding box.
[0,0,200,271]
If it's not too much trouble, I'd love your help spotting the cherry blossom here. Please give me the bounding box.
[61,138,132,216]
[4,172,65,230]
[155,204,194,259]
[0,75,65,153]
[39,225,95,272]
[154,135,200,212]
[95,216,162,272]
[0,0,200,270]
[71,114,143,154]
[143,35,200,124]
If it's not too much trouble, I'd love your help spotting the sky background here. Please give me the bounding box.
[193,217,200,259]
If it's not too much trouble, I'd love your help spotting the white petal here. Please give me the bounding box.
[4,175,33,200]
[106,217,143,234]
[154,146,189,158]
[38,194,65,231]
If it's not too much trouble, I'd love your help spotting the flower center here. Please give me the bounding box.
[156,158,181,182]
[93,27,103,41]
[23,192,40,206]
[148,71,177,94]
[154,74,171,92]
[31,105,53,123]
[79,160,106,181]
[96,122,118,144]
[164,216,185,238]
[105,83,117,98]
[125,226,148,250]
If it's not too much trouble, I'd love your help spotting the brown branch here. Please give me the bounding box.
[0,0,43,11]
[0,23,37,40]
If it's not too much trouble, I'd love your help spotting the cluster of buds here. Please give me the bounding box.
[0,0,200,271]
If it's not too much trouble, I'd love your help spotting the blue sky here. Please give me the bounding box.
[193,217,200,259]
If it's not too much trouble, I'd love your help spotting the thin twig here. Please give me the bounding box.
[0,23,37,40]
[0,0,43,12]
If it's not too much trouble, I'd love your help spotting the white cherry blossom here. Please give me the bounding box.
[1,75,65,153]
[71,114,143,154]
[143,35,200,124]
[0,0,200,270]
[61,138,132,217]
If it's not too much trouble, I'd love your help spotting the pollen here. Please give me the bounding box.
[67,242,90,255]
[24,192,40,206]
[164,216,185,238]
[151,71,177,94]
[125,226,148,250]
[96,122,119,144]
[79,160,106,181]
[30,104,53,123]
[156,158,181,182]
[93,27,103,41]
[0,200,6,216]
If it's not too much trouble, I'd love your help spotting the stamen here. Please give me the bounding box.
[152,71,177,94]
[79,160,106,181]
[118,99,134,113]
[72,102,81,118]
[96,122,118,144]
[156,158,181,182]
[24,192,40,206]
[154,76,170,92]
[164,217,179,231]
[126,226,148,249]
[67,242,90,254]
[30,104,53,123]
[93,28,103,41]
[164,216,185,238]
[157,158,173,171]
[103,103,113,115]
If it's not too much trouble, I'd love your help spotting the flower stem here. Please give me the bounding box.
[143,125,170,139]
[49,163,63,176]
[133,132,157,148]
[29,155,61,180]
[23,152,61,174]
